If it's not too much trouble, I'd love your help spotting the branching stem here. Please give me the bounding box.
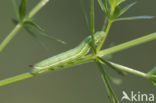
[0,0,49,53]
[0,32,155,86]
[0,24,23,52]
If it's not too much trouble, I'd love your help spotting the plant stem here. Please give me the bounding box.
[96,60,119,103]
[102,18,108,31]
[97,32,156,57]
[0,0,49,53]
[0,32,155,86]
[106,61,146,77]
[0,72,34,86]
[28,0,49,19]
[90,0,96,53]
[105,20,112,34]
[0,24,23,52]
[97,20,112,52]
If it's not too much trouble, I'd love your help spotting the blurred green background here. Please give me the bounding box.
[0,0,156,103]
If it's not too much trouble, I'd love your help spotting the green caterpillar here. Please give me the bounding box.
[31,31,105,74]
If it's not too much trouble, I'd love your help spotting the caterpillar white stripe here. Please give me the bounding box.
[31,31,105,74]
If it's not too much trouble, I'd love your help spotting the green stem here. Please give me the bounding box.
[106,61,146,77]
[0,73,34,86]
[90,0,96,53]
[97,20,112,52]
[97,32,156,57]
[0,32,155,86]
[28,0,49,19]
[102,18,108,31]
[0,55,94,87]
[0,24,23,52]
[105,20,112,34]
[96,60,119,103]
[0,0,49,53]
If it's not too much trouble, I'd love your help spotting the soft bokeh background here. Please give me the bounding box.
[0,0,156,103]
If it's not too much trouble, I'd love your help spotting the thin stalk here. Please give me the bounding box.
[0,32,155,86]
[103,0,109,16]
[0,24,23,52]
[96,60,119,103]
[102,18,108,31]
[105,61,146,77]
[105,20,112,34]
[98,32,156,57]
[97,20,112,52]
[28,0,49,19]
[90,0,96,53]
[80,0,90,34]
[0,0,49,53]
[0,73,34,86]
[98,57,127,76]
[98,57,146,77]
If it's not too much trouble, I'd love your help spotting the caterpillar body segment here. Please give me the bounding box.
[32,31,105,74]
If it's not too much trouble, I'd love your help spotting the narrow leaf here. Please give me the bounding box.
[26,25,66,44]
[115,16,154,21]
[24,20,66,44]
[37,31,66,44]
[120,2,136,16]
[98,57,127,76]
[25,26,48,50]
[97,0,106,13]
[96,60,119,103]
[98,0,109,17]
[80,0,90,34]
[19,0,27,21]
[12,0,19,19]
[25,21,44,32]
